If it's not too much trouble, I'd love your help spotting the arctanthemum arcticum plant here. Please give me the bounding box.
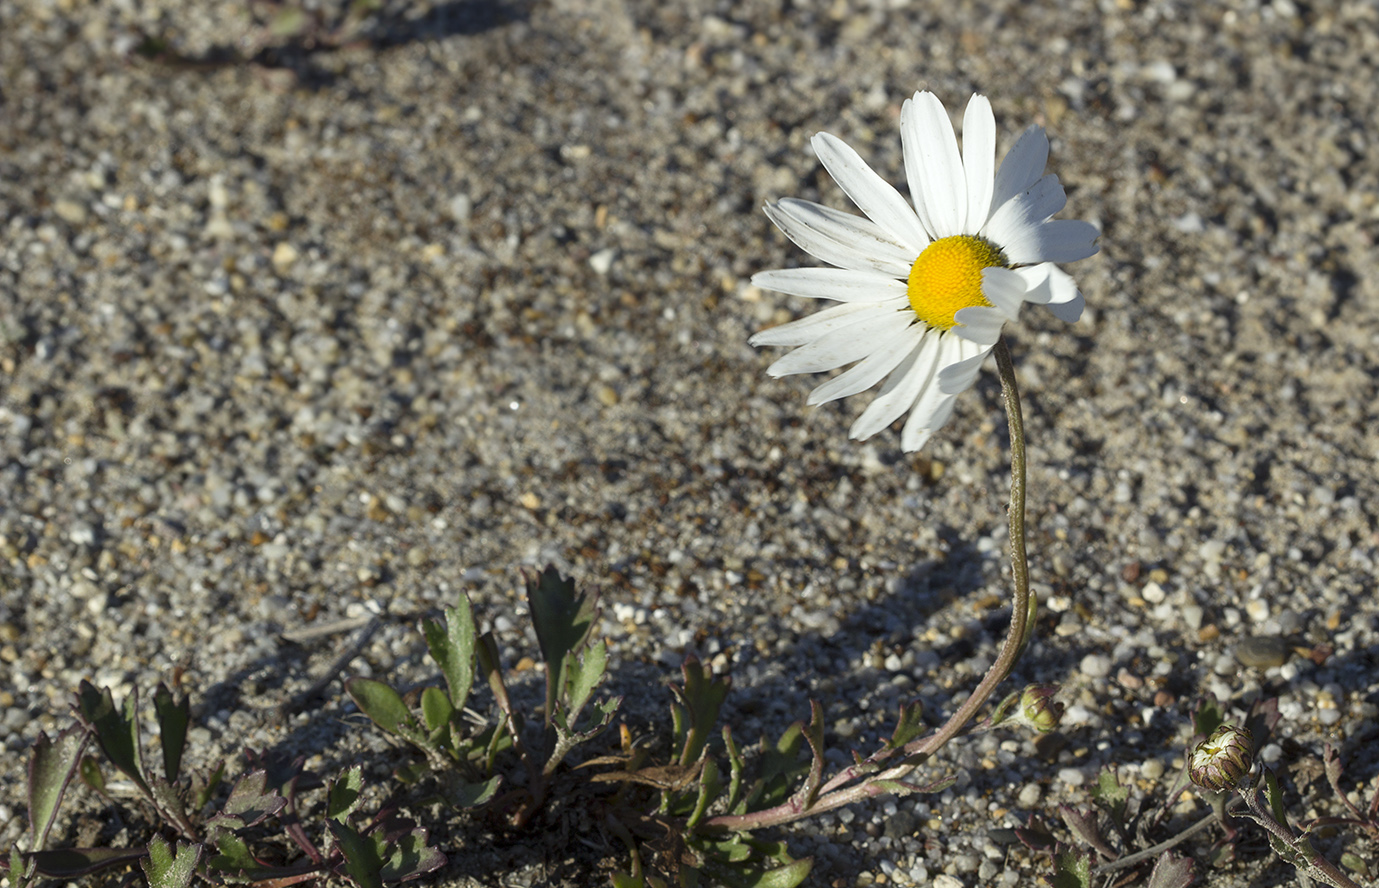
[727,88,1099,830]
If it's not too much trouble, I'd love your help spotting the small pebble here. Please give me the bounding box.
[1018,783,1041,806]
[1080,653,1112,678]
[1057,767,1086,787]
[1236,636,1291,668]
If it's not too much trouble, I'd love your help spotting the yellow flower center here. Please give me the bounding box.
[906,235,1008,330]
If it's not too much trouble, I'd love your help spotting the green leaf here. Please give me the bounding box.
[526,567,598,723]
[888,700,926,749]
[152,684,190,782]
[1045,845,1092,888]
[328,764,365,822]
[75,682,150,795]
[8,846,27,886]
[687,757,721,830]
[329,820,385,888]
[743,721,807,810]
[1146,851,1196,888]
[1341,852,1371,878]
[78,755,107,797]
[744,858,812,888]
[346,677,420,738]
[673,656,730,767]
[218,769,286,827]
[424,594,476,714]
[420,687,454,736]
[1090,768,1129,824]
[448,775,501,809]
[27,726,88,852]
[205,831,278,880]
[28,847,146,879]
[141,835,202,888]
[565,639,608,722]
[378,828,447,882]
[723,727,746,814]
[191,759,226,810]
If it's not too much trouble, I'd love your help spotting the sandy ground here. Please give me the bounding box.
[3,0,1379,885]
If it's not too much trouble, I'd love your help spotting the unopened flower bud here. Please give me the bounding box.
[1190,724,1254,792]
[1017,685,1064,733]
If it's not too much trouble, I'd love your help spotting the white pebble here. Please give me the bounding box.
[1018,783,1041,806]
[1057,767,1086,788]
[1080,653,1112,678]
[589,247,617,274]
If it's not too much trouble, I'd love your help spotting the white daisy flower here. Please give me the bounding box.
[751,90,1099,452]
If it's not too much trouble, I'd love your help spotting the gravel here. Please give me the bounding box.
[3,0,1379,886]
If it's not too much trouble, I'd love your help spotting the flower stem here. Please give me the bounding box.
[705,336,1034,831]
[898,335,1032,755]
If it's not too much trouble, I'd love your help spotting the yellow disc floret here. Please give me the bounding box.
[907,235,1008,331]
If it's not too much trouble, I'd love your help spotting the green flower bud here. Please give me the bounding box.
[1189,724,1254,792]
[1017,685,1064,733]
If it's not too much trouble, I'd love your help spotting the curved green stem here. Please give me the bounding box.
[706,335,1034,831]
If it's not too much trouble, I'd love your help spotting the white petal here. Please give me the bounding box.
[751,268,908,303]
[1043,264,1085,321]
[937,343,992,395]
[1013,264,1085,322]
[991,125,1049,213]
[999,219,1100,265]
[812,132,929,253]
[764,199,915,276]
[1046,290,1085,323]
[982,174,1067,254]
[807,322,922,405]
[766,307,909,376]
[902,91,965,239]
[961,95,997,232]
[1012,265,1053,304]
[980,267,1028,321]
[849,329,942,441]
[750,300,877,347]
[900,335,981,451]
[951,305,1006,345]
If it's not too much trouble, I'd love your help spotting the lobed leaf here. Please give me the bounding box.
[888,700,926,749]
[1146,850,1196,888]
[1090,768,1129,825]
[565,639,608,723]
[329,820,385,888]
[217,769,287,828]
[526,567,598,724]
[1044,845,1092,888]
[140,835,202,888]
[448,775,501,809]
[152,683,190,783]
[27,725,88,853]
[423,594,476,714]
[328,764,366,822]
[378,828,447,883]
[673,656,730,767]
[75,682,150,795]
